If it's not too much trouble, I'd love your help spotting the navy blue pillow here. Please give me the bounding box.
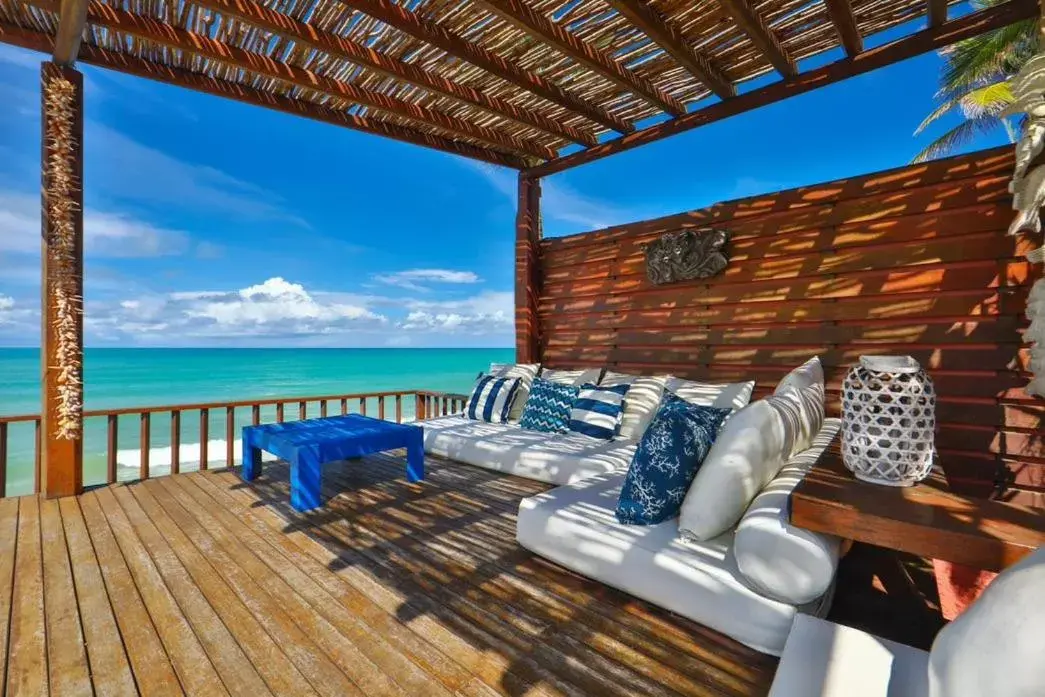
[616,394,731,526]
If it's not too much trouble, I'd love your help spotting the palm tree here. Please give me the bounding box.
[913,0,1036,163]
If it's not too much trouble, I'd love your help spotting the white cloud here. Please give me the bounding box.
[398,291,513,333]
[88,277,387,344]
[0,295,13,311]
[0,190,190,257]
[374,268,481,291]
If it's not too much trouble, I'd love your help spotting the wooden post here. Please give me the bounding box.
[40,62,84,498]
[515,173,542,364]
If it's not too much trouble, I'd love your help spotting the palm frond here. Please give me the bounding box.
[938,21,1034,98]
[915,80,1013,134]
[912,114,1009,163]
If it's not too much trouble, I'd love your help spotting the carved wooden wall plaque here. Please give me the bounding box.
[644,229,731,285]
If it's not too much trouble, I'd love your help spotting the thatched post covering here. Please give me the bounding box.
[515,173,542,364]
[40,61,84,497]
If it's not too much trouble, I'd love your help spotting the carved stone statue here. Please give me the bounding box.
[644,229,730,285]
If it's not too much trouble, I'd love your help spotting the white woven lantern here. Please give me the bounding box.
[841,356,936,487]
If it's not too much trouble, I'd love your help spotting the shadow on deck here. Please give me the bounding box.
[0,451,941,696]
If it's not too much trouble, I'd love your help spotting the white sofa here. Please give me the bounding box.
[421,362,840,656]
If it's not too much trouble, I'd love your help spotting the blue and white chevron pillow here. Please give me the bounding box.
[568,382,630,440]
[519,378,579,433]
[466,375,521,424]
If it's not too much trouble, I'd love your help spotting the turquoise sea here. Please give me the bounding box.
[0,347,512,495]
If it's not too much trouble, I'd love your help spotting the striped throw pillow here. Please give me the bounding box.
[466,375,521,424]
[568,382,630,440]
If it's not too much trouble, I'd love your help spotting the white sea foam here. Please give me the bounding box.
[111,437,279,479]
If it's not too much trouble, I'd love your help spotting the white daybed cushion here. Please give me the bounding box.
[599,371,668,442]
[775,356,824,393]
[928,545,1045,697]
[768,615,929,697]
[540,367,602,386]
[733,419,841,605]
[490,363,540,422]
[666,376,755,410]
[678,384,824,542]
[516,470,828,655]
[422,415,635,486]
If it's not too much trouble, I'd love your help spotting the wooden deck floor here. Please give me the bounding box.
[0,454,778,697]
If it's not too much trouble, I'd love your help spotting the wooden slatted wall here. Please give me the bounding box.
[535,146,1044,505]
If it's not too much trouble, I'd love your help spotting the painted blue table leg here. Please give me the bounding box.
[241,431,262,481]
[405,431,424,483]
[291,448,323,512]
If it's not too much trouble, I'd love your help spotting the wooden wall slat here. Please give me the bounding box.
[534,147,1042,500]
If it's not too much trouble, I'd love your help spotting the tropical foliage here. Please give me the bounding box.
[914,0,1036,162]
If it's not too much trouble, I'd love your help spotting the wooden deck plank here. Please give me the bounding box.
[38,498,91,695]
[136,478,363,697]
[56,496,137,697]
[183,471,496,695]
[164,473,457,697]
[0,497,19,693]
[90,486,230,696]
[151,475,411,697]
[123,480,321,697]
[107,485,274,697]
[7,496,48,697]
[78,490,185,696]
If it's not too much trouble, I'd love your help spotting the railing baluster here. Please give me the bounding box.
[442,396,448,416]
[395,395,402,423]
[171,410,181,475]
[378,396,385,421]
[107,414,118,484]
[276,402,284,423]
[34,419,41,494]
[320,400,328,418]
[251,404,260,426]
[359,397,367,416]
[0,422,7,498]
[200,409,209,471]
[140,412,151,481]
[298,401,307,421]
[340,398,348,415]
[226,406,235,467]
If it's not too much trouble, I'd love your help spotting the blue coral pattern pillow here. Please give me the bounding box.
[519,378,580,433]
[616,394,731,526]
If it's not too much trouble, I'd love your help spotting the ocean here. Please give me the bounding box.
[0,347,512,495]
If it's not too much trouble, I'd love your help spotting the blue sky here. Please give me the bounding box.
[0,13,1010,348]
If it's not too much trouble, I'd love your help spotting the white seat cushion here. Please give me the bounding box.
[769,615,929,697]
[734,420,842,605]
[516,470,827,655]
[422,415,636,486]
[928,545,1045,697]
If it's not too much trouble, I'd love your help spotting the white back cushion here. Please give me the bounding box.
[929,546,1045,697]
[775,356,824,393]
[599,371,668,442]
[733,419,841,605]
[540,367,603,386]
[490,363,540,422]
[679,390,806,541]
[666,377,755,411]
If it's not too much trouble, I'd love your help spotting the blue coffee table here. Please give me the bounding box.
[241,414,424,511]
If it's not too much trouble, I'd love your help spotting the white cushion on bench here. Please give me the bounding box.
[516,469,822,655]
[422,415,636,486]
[769,615,929,697]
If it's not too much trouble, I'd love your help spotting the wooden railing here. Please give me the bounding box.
[0,389,468,497]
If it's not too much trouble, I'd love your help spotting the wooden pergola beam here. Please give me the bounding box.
[191,0,596,147]
[52,0,86,64]
[515,173,541,364]
[47,1,552,161]
[333,0,634,134]
[929,0,949,27]
[824,0,863,57]
[0,23,528,169]
[472,0,686,116]
[718,0,797,77]
[605,0,735,100]
[526,0,1037,177]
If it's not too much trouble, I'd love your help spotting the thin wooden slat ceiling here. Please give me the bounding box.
[0,0,990,168]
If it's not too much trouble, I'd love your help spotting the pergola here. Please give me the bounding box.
[0,0,1036,498]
